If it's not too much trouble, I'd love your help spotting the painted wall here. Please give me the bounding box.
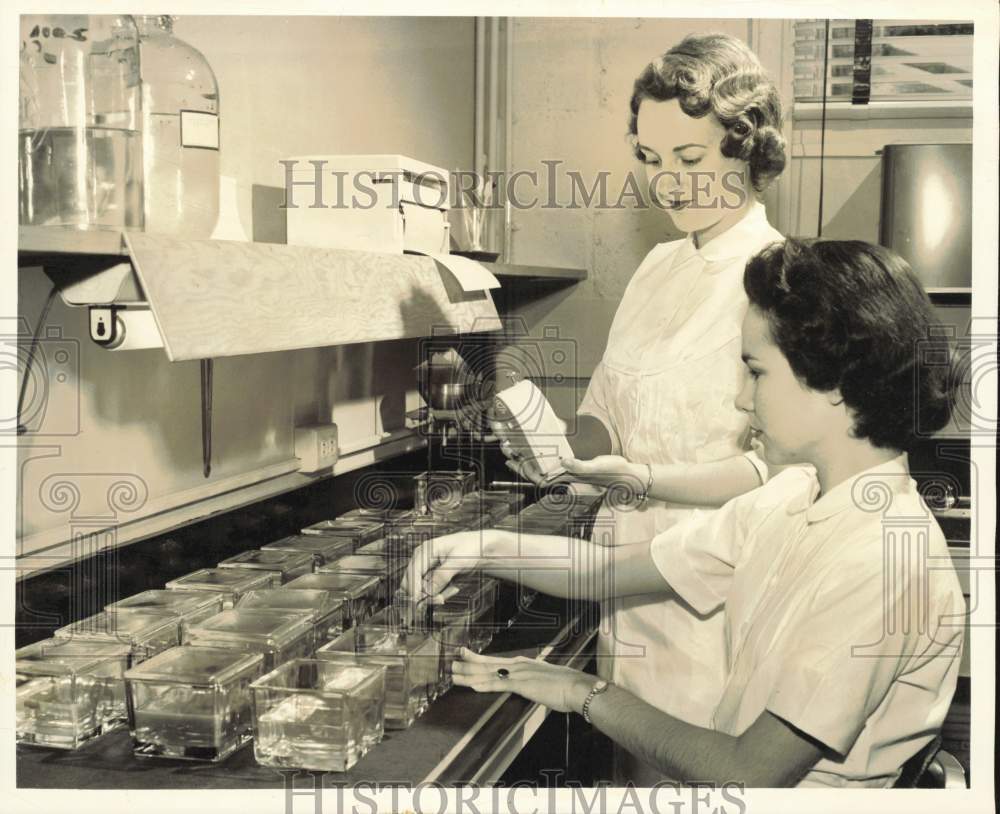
[17,16,475,548]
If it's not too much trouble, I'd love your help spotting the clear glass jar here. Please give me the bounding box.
[317,613,439,730]
[125,645,263,761]
[165,567,274,609]
[16,638,132,749]
[284,572,384,630]
[216,548,314,586]
[301,519,386,547]
[52,609,180,664]
[237,589,345,649]
[105,589,224,640]
[135,15,219,237]
[185,608,316,672]
[252,660,385,771]
[261,534,355,568]
[19,15,142,228]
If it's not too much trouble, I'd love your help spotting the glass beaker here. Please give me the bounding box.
[135,15,220,237]
[19,15,143,229]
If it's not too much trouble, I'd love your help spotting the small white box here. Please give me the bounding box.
[295,423,339,474]
[493,380,574,481]
[284,154,450,255]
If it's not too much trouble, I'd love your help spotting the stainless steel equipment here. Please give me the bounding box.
[880,143,972,289]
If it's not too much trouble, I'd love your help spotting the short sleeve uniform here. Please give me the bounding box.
[650,455,965,787]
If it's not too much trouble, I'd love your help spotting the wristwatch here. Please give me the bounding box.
[581,678,610,724]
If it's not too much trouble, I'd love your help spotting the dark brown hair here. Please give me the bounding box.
[744,239,955,451]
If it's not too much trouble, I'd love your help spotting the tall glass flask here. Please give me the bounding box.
[136,15,220,237]
[19,15,143,229]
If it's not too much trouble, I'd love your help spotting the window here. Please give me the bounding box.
[792,20,973,103]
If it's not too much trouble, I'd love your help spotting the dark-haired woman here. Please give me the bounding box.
[409,239,964,788]
[493,33,789,782]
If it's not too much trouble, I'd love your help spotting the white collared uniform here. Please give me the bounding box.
[578,202,782,738]
[651,455,965,787]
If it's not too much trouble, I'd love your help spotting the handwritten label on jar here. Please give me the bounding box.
[180,110,219,150]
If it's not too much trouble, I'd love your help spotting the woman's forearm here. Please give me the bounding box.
[648,454,762,507]
[588,683,742,784]
[570,415,614,459]
[480,530,670,601]
[584,684,819,787]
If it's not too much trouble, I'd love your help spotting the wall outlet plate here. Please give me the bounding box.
[294,423,339,473]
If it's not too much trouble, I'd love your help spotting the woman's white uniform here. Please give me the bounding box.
[578,201,782,781]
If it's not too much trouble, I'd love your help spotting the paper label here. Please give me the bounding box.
[180,110,220,150]
[427,252,501,293]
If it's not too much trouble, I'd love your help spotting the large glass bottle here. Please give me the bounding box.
[136,15,220,237]
[19,15,143,229]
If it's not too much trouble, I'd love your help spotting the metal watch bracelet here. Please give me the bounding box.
[638,463,654,504]
[581,678,610,724]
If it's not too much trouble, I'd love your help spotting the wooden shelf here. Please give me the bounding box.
[485,262,587,282]
[20,228,603,360]
[19,226,587,282]
[19,225,129,257]
[19,227,586,360]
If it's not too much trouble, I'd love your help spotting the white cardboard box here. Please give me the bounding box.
[283,154,450,255]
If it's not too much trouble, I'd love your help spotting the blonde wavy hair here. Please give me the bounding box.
[629,33,786,192]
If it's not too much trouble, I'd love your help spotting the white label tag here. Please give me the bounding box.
[180,110,220,150]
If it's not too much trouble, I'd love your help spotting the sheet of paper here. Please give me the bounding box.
[426,252,501,293]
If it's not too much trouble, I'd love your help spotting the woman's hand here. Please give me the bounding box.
[451,648,597,715]
[401,531,491,604]
[490,418,548,485]
[490,417,573,487]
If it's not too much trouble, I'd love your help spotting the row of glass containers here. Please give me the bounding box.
[17,473,512,770]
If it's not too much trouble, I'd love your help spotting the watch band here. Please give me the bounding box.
[581,678,610,724]
[638,463,654,504]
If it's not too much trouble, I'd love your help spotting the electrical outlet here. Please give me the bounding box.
[294,423,339,473]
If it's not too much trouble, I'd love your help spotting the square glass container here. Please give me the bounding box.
[431,503,487,530]
[186,609,316,671]
[106,590,225,639]
[217,548,314,586]
[365,605,443,707]
[165,568,275,609]
[425,606,469,694]
[125,645,264,761]
[384,516,466,555]
[284,573,385,629]
[475,489,525,513]
[355,539,411,571]
[354,538,389,557]
[261,534,355,568]
[53,610,180,664]
[461,491,518,525]
[16,638,132,749]
[300,519,385,548]
[413,470,477,514]
[236,589,344,648]
[339,508,414,531]
[318,554,406,597]
[251,659,385,772]
[316,615,440,730]
[437,576,499,654]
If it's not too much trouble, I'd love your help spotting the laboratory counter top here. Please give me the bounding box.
[17,593,600,790]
